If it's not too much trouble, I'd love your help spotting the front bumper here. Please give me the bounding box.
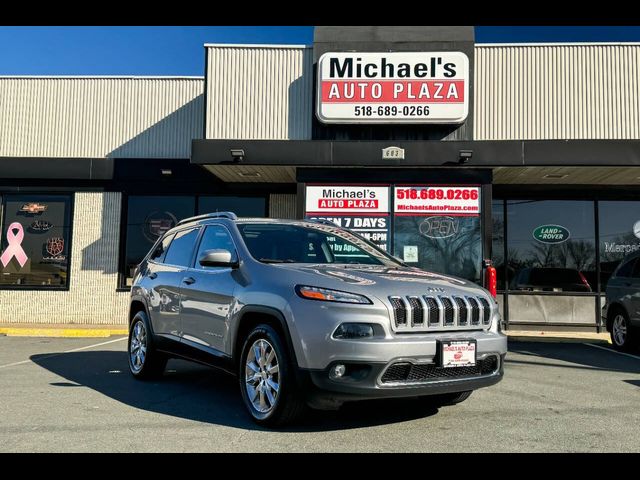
[298,352,505,409]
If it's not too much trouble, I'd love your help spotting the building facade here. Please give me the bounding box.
[2,26,640,330]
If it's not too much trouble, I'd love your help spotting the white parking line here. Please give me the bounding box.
[583,342,640,361]
[0,336,127,370]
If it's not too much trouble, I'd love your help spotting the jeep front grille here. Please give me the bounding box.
[388,295,492,332]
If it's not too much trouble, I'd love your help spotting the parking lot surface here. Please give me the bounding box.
[0,335,639,452]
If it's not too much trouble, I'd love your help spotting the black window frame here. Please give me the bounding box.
[0,192,75,291]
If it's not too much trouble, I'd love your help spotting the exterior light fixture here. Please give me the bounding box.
[160,169,172,176]
[230,149,245,162]
[458,150,473,164]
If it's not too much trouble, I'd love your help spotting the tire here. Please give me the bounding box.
[238,324,306,427]
[128,310,167,379]
[422,390,473,407]
[610,309,637,352]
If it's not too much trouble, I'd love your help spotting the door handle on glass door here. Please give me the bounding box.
[183,277,196,285]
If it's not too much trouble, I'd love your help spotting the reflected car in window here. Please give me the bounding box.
[509,267,592,293]
[602,252,640,351]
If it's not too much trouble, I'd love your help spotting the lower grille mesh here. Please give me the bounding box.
[380,356,499,384]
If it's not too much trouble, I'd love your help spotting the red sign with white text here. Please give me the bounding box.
[394,186,480,216]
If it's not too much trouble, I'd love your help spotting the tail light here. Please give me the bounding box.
[484,259,497,298]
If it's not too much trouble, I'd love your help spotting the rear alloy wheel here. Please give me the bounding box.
[611,311,637,352]
[239,324,306,427]
[128,311,167,379]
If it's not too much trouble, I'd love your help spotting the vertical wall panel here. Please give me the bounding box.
[269,194,297,219]
[205,45,313,140]
[0,77,204,158]
[475,44,640,140]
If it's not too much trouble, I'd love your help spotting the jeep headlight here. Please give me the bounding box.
[295,285,372,305]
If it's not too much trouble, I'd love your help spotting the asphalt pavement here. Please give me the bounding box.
[0,335,639,452]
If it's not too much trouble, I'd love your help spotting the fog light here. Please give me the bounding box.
[330,364,346,379]
[333,323,374,339]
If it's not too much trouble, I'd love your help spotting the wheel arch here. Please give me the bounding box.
[232,306,299,370]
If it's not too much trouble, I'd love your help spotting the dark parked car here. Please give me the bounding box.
[509,267,592,292]
[602,252,640,351]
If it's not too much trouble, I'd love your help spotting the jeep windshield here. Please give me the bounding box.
[237,223,402,266]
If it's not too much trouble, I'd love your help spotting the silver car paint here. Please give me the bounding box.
[132,218,507,373]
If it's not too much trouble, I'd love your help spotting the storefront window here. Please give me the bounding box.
[506,200,595,293]
[394,216,482,284]
[198,196,266,217]
[598,201,640,289]
[0,194,72,288]
[123,195,267,286]
[124,196,196,285]
[492,200,506,290]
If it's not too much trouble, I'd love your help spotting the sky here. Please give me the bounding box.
[1,26,640,76]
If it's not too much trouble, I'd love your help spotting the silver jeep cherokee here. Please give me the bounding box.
[128,212,507,426]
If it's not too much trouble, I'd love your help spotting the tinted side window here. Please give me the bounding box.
[149,234,175,263]
[616,258,636,278]
[195,225,238,269]
[163,228,200,267]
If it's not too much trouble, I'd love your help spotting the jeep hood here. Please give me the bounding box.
[272,263,488,298]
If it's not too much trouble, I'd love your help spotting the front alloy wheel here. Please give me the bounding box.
[245,339,280,414]
[238,324,306,426]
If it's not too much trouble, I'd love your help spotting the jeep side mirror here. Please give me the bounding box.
[198,249,238,268]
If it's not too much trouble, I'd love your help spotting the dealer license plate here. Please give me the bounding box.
[440,340,477,368]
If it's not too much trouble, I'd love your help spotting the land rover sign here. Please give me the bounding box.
[316,51,469,124]
[533,225,571,244]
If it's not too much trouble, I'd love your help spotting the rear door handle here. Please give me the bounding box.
[183,277,196,285]
[148,272,157,280]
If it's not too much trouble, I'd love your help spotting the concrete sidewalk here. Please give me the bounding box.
[506,329,611,344]
[0,323,612,344]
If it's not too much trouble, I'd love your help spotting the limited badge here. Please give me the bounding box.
[20,203,48,214]
[28,220,54,232]
[46,237,65,256]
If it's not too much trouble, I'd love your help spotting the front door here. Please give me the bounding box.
[180,224,238,354]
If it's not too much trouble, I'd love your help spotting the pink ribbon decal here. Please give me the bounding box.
[1,222,28,268]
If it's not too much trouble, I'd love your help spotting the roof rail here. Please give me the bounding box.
[177,211,238,226]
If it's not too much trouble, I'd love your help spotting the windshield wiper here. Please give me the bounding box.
[259,258,297,264]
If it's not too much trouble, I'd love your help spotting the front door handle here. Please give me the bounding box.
[148,272,157,280]
[183,277,196,285]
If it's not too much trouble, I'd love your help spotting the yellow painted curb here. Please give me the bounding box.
[0,327,128,338]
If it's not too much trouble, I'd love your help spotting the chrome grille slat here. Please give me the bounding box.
[389,294,492,332]
[407,296,424,326]
[424,296,439,326]
[466,296,480,325]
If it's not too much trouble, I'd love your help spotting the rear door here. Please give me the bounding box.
[148,227,201,340]
[180,224,239,354]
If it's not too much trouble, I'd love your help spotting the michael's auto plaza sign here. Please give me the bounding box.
[316,51,469,124]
